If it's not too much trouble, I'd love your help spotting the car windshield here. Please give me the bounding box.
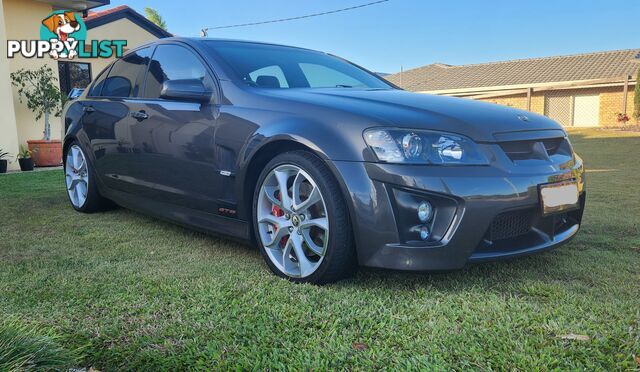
[205,41,392,90]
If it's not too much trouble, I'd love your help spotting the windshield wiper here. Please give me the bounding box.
[335,84,354,88]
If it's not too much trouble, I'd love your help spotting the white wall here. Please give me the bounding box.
[0,0,20,170]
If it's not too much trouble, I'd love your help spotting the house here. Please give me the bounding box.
[82,5,172,78]
[0,1,171,170]
[386,49,640,127]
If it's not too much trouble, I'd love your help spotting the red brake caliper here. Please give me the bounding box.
[271,191,289,247]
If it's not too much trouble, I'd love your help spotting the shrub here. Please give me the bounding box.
[634,68,640,121]
[9,66,66,141]
[0,319,82,371]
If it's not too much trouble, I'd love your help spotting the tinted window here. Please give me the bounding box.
[88,66,110,97]
[143,44,210,99]
[101,47,152,97]
[206,41,391,90]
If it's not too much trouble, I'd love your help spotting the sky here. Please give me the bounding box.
[107,0,640,74]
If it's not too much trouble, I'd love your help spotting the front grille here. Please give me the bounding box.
[499,137,566,161]
[487,209,535,241]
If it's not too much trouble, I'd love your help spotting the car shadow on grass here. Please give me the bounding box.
[102,202,582,294]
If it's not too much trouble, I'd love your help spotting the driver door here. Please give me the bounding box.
[130,43,220,213]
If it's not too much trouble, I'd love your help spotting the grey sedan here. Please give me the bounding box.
[62,38,586,284]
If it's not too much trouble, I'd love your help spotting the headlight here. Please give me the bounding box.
[364,128,489,165]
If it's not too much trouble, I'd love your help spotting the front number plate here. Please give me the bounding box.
[540,181,579,215]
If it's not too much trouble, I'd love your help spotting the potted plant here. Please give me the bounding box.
[16,145,34,172]
[616,113,630,125]
[0,149,9,174]
[10,66,66,167]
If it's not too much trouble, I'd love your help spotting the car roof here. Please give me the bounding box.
[147,37,322,54]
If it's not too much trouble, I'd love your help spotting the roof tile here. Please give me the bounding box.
[386,49,640,92]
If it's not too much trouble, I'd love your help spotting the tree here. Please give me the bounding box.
[634,68,640,122]
[10,66,66,141]
[144,7,167,31]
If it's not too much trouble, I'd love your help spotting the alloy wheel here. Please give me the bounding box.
[257,164,329,278]
[65,145,89,209]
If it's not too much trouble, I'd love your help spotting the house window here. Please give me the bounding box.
[58,62,92,95]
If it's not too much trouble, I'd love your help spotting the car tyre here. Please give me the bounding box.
[64,141,112,213]
[253,151,356,284]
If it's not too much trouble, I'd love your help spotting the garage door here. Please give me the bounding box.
[572,94,600,127]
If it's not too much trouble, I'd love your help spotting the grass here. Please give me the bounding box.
[0,128,639,370]
[0,319,82,371]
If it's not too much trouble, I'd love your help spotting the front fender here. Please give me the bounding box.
[239,116,373,166]
[232,116,372,222]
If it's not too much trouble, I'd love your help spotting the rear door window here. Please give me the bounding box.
[88,66,110,97]
[100,47,152,98]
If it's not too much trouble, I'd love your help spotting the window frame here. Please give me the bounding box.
[86,41,222,104]
[58,61,92,96]
[87,63,113,98]
[140,42,219,103]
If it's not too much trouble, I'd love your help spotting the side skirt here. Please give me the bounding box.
[103,188,252,242]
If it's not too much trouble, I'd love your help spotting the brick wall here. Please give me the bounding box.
[474,84,637,126]
[479,92,546,115]
[626,84,637,125]
[598,85,636,126]
[531,92,545,115]
[479,94,528,110]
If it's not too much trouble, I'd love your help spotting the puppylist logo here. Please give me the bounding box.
[7,10,127,60]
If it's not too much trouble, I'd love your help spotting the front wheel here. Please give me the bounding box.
[253,151,356,284]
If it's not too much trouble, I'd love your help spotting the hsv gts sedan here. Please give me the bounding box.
[62,38,586,284]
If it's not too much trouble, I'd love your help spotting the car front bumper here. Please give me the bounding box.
[330,153,586,271]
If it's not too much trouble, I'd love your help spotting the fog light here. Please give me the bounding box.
[417,201,433,223]
[419,225,431,240]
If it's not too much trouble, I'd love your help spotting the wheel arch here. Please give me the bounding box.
[240,139,358,250]
[62,137,74,160]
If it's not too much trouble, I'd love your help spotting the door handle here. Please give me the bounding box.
[131,111,149,120]
[83,106,95,113]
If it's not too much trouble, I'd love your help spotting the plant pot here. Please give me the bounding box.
[18,158,34,172]
[0,159,7,174]
[27,139,62,167]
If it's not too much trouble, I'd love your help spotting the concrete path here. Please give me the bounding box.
[1,166,62,175]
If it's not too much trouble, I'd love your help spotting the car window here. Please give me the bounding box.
[205,41,391,90]
[248,65,289,88]
[143,44,210,99]
[100,47,152,98]
[88,66,110,97]
[299,63,365,88]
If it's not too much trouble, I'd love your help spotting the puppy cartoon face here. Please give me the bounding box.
[42,12,80,41]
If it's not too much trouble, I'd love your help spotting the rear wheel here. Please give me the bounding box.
[64,142,111,213]
[253,151,356,284]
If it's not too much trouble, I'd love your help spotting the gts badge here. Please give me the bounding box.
[218,206,238,218]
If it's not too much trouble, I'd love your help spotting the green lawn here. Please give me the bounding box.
[1,128,639,370]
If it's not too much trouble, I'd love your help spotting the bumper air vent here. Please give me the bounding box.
[487,208,535,241]
[499,137,569,161]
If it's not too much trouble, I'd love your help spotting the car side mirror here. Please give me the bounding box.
[160,79,212,103]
